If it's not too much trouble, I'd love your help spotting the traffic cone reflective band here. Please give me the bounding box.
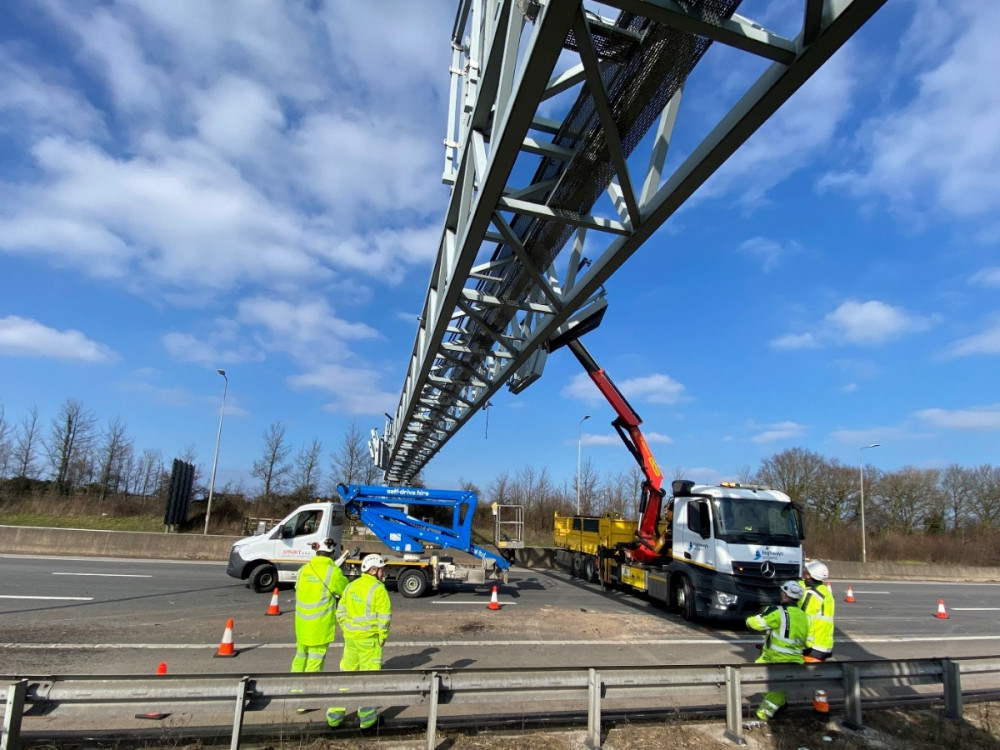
[156,661,167,675]
[215,617,238,657]
[266,588,281,616]
[488,585,501,611]
[845,586,855,603]
[813,689,829,713]
[936,599,949,619]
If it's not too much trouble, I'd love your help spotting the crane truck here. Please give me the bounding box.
[553,337,804,620]
[226,483,510,597]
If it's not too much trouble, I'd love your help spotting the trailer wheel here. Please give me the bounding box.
[675,576,697,621]
[397,568,428,598]
[250,564,278,593]
[583,556,597,583]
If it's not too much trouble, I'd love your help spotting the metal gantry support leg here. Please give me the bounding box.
[586,667,602,749]
[943,659,963,720]
[723,666,746,746]
[2,680,27,750]
[426,671,441,750]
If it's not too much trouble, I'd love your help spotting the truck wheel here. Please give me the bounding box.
[675,576,697,621]
[571,554,584,578]
[250,564,278,593]
[397,568,428,598]
[583,556,597,583]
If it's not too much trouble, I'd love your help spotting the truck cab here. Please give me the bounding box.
[226,501,346,592]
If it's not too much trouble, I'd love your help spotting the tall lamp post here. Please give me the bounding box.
[859,442,880,563]
[204,369,228,535]
[576,414,591,515]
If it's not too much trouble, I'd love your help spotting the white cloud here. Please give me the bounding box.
[842,382,858,394]
[969,267,1000,288]
[562,371,685,406]
[769,332,818,351]
[750,421,806,444]
[824,299,934,345]
[736,236,801,272]
[943,319,1000,358]
[915,405,1000,432]
[818,1,1000,222]
[0,316,113,362]
[289,363,397,416]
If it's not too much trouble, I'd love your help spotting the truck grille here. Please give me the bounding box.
[732,560,800,587]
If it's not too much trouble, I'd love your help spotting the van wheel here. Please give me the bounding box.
[397,568,428,598]
[250,564,278,593]
[674,576,697,621]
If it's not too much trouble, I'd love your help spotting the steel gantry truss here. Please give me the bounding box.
[371,0,888,484]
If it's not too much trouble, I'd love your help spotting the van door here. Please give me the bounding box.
[274,507,325,580]
[676,498,717,571]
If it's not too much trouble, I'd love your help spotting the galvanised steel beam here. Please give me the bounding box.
[374,0,889,484]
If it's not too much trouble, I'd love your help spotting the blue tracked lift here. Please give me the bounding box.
[336,483,510,571]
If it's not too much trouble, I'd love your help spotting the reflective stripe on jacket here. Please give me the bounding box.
[294,555,348,645]
[745,604,807,664]
[337,572,391,642]
[800,581,835,654]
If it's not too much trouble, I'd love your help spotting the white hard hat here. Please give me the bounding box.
[361,554,386,573]
[781,580,805,600]
[805,559,829,582]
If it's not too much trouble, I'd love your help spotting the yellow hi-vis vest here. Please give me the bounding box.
[746,603,807,664]
[294,555,348,645]
[337,572,391,642]
[800,581,835,655]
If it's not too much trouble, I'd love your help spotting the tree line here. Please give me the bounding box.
[3,400,999,549]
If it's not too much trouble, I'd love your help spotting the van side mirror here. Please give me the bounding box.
[279,524,293,539]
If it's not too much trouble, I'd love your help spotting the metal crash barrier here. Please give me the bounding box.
[3,657,1000,750]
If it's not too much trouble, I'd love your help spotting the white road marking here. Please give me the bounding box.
[431,601,517,605]
[0,595,93,601]
[951,607,1000,611]
[53,572,152,578]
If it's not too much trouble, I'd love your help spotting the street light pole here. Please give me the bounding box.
[859,442,880,563]
[204,369,228,535]
[576,414,591,515]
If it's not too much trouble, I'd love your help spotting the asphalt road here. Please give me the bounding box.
[2,554,999,676]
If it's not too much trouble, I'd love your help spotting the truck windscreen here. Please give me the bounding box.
[712,498,800,545]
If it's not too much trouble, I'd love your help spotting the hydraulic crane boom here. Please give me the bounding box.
[566,339,667,564]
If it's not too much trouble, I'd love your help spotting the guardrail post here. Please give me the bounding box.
[942,659,962,720]
[586,667,602,749]
[426,671,440,750]
[2,680,27,750]
[842,663,863,731]
[723,666,746,745]
[230,676,249,750]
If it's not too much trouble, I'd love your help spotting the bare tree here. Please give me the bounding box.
[872,467,941,534]
[810,460,857,529]
[967,464,1000,528]
[136,449,165,498]
[756,447,826,504]
[291,438,324,501]
[96,417,132,502]
[45,398,97,494]
[252,421,291,502]
[329,421,368,487]
[941,464,974,531]
[12,405,41,480]
[0,403,12,479]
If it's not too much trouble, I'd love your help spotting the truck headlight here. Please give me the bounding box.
[713,591,738,609]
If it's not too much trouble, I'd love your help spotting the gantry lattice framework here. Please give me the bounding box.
[371,0,888,484]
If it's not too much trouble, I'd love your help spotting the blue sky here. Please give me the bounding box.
[1,0,998,496]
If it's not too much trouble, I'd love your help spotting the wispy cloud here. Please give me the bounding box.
[942,318,1000,358]
[750,421,806,444]
[736,236,802,272]
[0,316,113,362]
[914,405,1000,432]
[969,267,1000,289]
[562,371,685,406]
[770,299,935,349]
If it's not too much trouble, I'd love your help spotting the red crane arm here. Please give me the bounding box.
[567,340,667,563]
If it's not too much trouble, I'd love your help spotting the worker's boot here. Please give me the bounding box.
[326,706,345,728]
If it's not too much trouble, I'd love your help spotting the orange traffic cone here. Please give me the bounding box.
[156,661,167,675]
[936,599,949,619]
[214,617,238,657]
[845,586,855,603]
[813,689,829,714]
[266,588,281,616]
[136,662,170,720]
[488,585,501,611]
